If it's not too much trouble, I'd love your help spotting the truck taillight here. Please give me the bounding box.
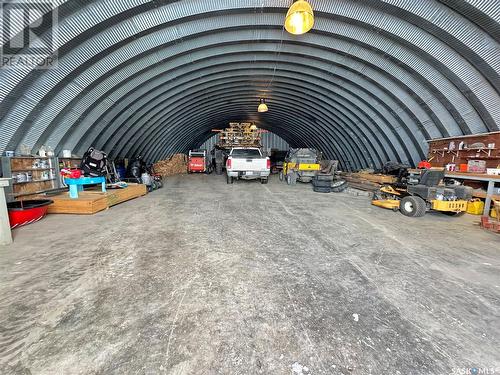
[227,159,232,169]
[266,158,270,169]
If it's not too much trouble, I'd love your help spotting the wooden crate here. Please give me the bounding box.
[44,192,108,214]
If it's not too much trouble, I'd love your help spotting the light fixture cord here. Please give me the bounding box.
[265,24,286,91]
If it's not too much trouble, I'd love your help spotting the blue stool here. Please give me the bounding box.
[65,177,106,199]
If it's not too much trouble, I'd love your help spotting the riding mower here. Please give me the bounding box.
[372,168,472,217]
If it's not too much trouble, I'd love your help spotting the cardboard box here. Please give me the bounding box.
[486,168,500,175]
[467,160,486,173]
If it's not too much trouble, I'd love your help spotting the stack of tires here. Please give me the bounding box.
[312,175,349,193]
[312,174,334,193]
[330,178,348,192]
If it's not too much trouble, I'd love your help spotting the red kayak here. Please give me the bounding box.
[7,200,53,229]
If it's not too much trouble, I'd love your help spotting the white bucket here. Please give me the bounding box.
[141,173,152,185]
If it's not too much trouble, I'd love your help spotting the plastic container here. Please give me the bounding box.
[141,173,152,186]
[459,164,468,172]
[466,199,484,215]
[7,200,53,229]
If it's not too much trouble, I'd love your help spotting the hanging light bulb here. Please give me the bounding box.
[285,0,314,35]
[258,98,268,113]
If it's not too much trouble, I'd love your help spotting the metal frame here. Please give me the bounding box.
[0,1,499,168]
[445,172,500,217]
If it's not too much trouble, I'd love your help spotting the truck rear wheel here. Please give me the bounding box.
[261,178,268,184]
[226,175,233,184]
[400,196,426,217]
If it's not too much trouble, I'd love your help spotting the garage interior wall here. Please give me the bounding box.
[0,0,499,171]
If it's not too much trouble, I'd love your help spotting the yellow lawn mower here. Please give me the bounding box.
[372,169,472,217]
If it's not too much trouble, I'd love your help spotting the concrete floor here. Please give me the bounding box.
[0,174,499,375]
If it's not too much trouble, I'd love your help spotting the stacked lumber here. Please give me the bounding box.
[341,172,396,192]
[153,154,188,176]
[351,172,396,184]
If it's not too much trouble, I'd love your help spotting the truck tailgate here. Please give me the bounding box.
[231,158,267,171]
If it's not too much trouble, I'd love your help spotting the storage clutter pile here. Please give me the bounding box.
[153,154,188,177]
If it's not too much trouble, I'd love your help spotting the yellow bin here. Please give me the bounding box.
[466,199,484,215]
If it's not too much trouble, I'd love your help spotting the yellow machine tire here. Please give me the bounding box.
[400,196,427,217]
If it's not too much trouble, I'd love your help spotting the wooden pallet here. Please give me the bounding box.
[42,184,147,214]
[44,192,108,214]
[103,183,147,207]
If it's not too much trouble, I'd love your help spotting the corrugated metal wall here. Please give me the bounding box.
[198,132,289,153]
[0,0,498,170]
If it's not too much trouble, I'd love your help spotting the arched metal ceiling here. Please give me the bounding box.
[0,0,499,170]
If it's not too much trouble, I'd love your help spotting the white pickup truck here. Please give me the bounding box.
[226,147,270,184]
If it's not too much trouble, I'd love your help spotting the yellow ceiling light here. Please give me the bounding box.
[285,0,314,35]
[258,99,268,113]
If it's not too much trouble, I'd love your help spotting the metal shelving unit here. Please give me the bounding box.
[1,156,60,201]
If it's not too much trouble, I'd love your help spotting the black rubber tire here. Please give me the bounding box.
[156,180,163,189]
[313,180,332,188]
[443,211,466,217]
[315,174,334,182]
[331,179,348,193]
[286,173,297,185]
[226,175,233,184]
[261,178,268,184]
[147,185,153,193]
[279,171,284,181]
[313,186,332,193]
[400,196,427,217]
